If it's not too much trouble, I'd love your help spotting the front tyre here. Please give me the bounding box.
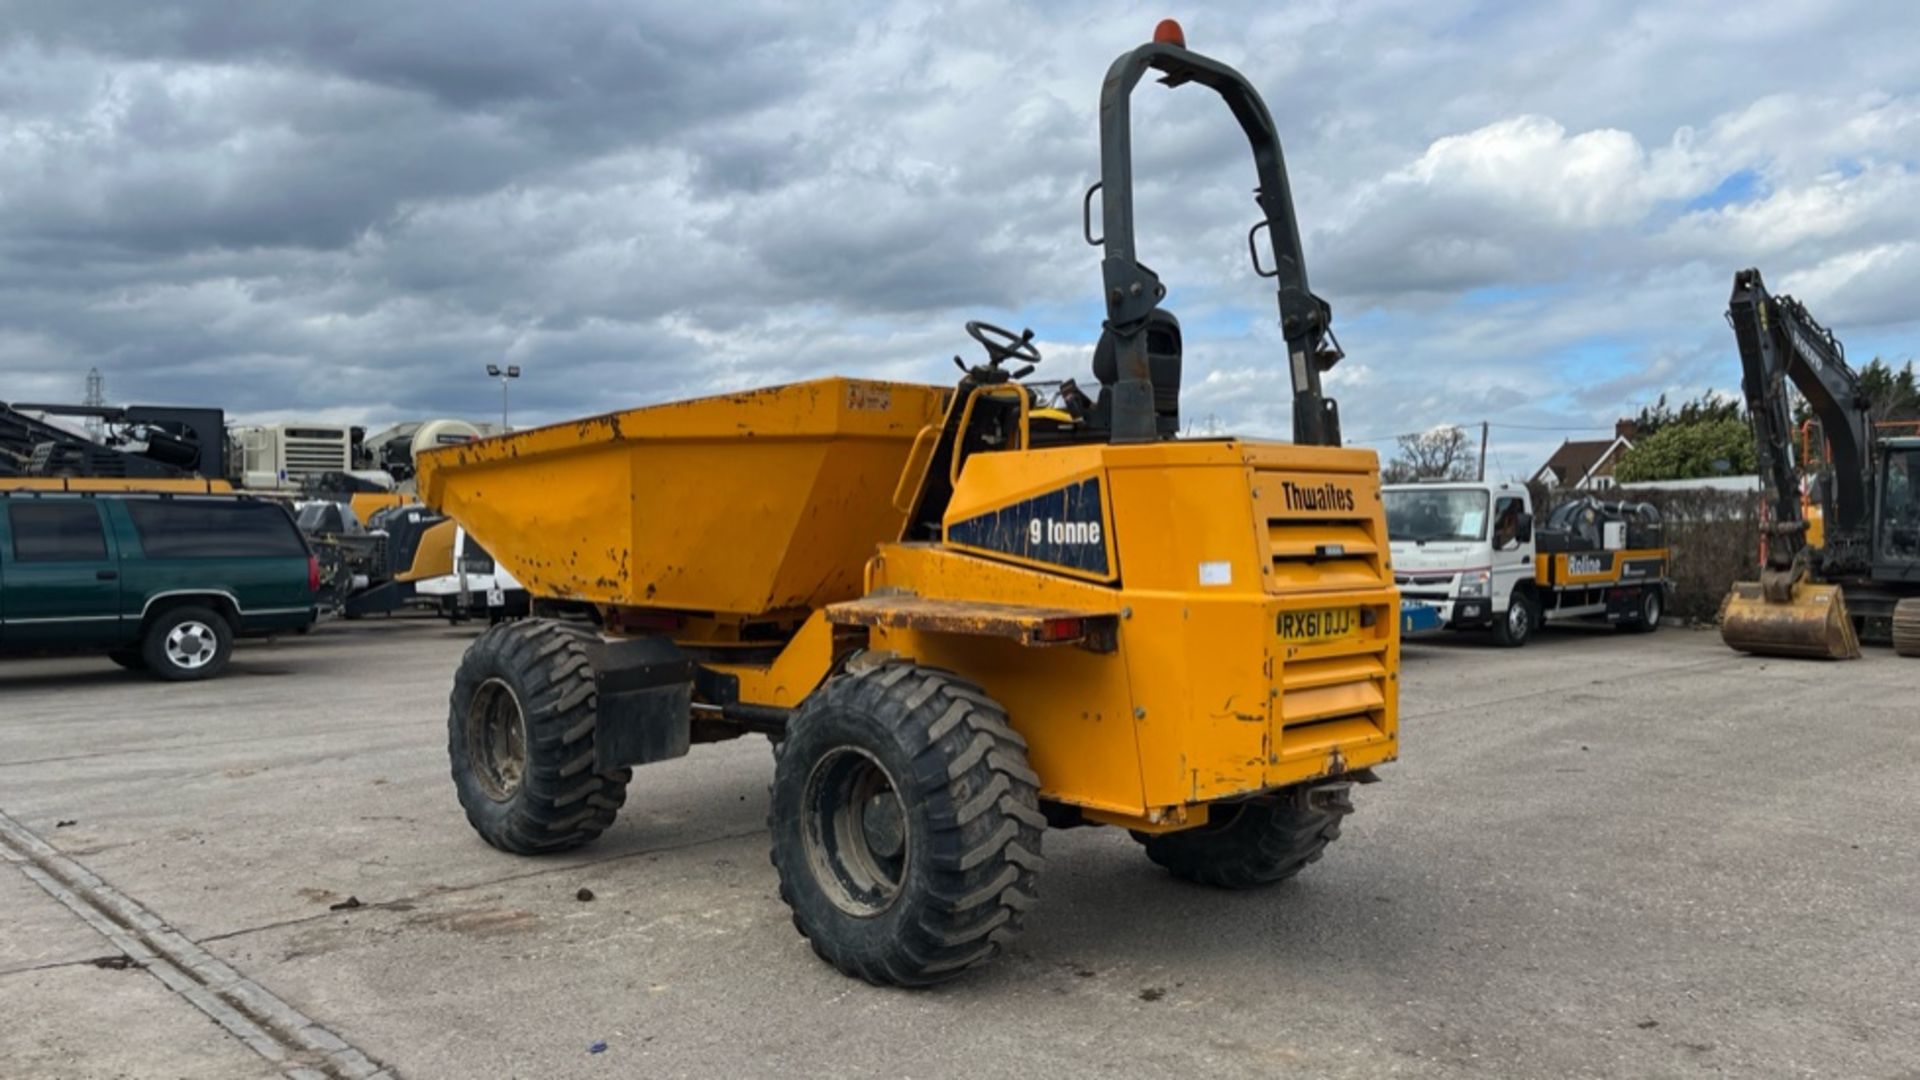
[448,620,630,855]
[1492,587,1537,647]
[770,663,1044,987]
[1134,783,1350,889]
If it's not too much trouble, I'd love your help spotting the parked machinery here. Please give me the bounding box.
[1719,268,1920,658]
[295,497,455,618]
[360,419,487,484]
[417,21,1399,986]
[1,402,227,481]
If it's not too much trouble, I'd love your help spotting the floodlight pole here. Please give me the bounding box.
[487,363,521,430]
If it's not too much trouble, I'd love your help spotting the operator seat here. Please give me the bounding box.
[1087,309,1184,438]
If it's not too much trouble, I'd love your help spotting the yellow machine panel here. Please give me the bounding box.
[394,518,459,583]
[417,379,948,615]
[348,491,415,524]
[857,439,1398,825]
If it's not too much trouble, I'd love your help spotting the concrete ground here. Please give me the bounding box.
[1,617,1915,1079]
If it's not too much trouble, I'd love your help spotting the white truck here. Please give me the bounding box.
[1384,481,1672,646]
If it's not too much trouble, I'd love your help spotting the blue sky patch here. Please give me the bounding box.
[1686,168,1764,211]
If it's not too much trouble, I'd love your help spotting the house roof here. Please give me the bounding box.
[1533,436,1631,487]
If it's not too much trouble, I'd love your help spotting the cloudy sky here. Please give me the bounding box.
[4,0,1917,477]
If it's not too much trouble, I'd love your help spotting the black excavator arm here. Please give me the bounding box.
[1093,22,1341,446]
[1727,268,1875,576]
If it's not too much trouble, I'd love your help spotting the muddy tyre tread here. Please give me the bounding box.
[770,662,1043,987]
[448,619,629,855]
[1134,789,1345,890]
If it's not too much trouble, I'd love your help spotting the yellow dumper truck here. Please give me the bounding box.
[418,21,1400,985]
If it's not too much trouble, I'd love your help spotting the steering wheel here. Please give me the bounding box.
[965,321,1042,368]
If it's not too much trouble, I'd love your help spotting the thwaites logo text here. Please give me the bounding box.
[948,478,1109,575]
[1280,481,1356,513]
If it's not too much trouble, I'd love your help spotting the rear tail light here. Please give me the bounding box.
[1035,617,1085,643]
[308,554,322,592]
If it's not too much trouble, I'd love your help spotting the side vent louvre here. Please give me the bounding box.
[1266,519,1384,589]
[1250,468,1391,595]
[1277,652,1390,756]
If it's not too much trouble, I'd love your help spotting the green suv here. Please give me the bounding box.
[0,491,319,680]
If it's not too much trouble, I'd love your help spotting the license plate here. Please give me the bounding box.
[486,588,506,607]
[1277,607,1362,644]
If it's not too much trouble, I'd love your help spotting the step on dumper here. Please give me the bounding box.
[416,21,1401,987]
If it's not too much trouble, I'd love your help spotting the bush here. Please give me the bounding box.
[1613,418,1756,483]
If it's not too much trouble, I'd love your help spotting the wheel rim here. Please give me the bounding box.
[164,620,219,670]
[466,678,528,802]
[802,746,909,917]
[1508,601,1529,638]
[1645,592,1661,627]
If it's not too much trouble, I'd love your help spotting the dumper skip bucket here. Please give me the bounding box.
[415,378,948,616]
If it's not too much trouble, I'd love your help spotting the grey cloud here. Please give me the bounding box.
[3,0,1919,467]
[8,2,826,117]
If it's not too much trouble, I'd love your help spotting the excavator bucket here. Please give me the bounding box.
[1719,580,1860,660]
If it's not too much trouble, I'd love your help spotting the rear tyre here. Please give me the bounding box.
[1133,784,1349,889]
[1491,588,1537,647]
[1894,598,1920,658]
[142,606,234,681]
[770,663,1043,987]
[448,619,630,855]
[1620,586,1663,633]
[107,649,148,672]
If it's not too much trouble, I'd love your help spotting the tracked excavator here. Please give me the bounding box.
[1719,268,1920,658]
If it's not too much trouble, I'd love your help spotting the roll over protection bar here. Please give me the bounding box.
[1093,32,1342,446]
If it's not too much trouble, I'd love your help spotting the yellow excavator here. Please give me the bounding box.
[419,20,1401,985]
[1719,268,1920,658]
